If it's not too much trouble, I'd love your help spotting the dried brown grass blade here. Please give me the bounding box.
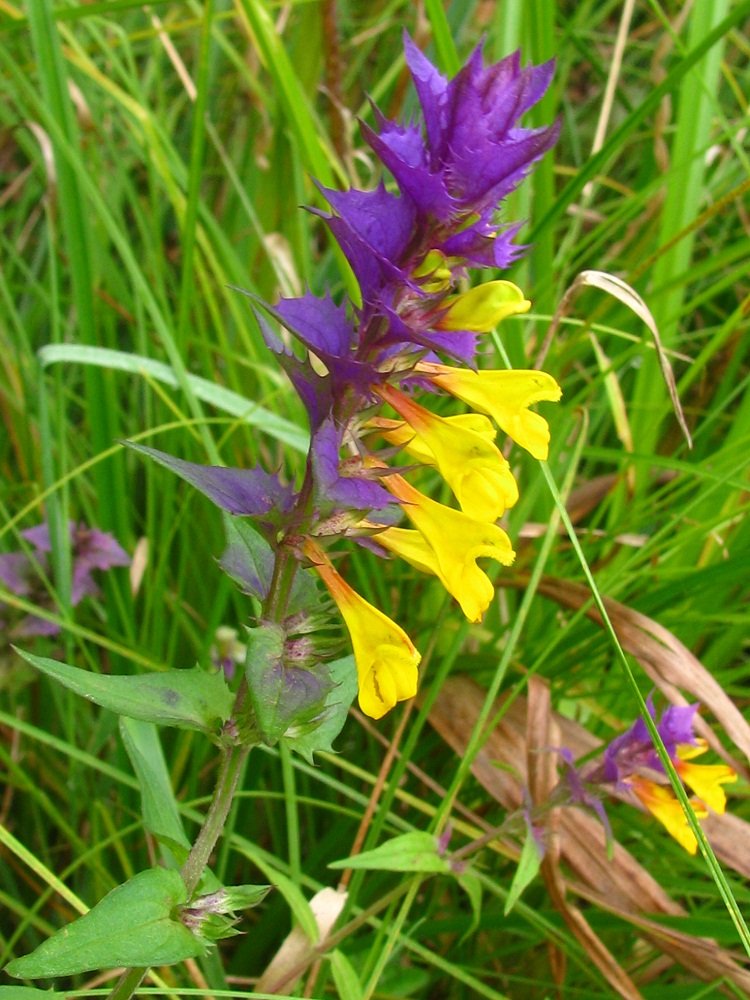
[427,676,750,992]
[538,269,692,446]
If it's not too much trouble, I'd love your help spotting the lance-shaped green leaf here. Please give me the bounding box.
[120,718,190,849]
[5,869,205,978]
[218,514,321,614]
[457,871,483,939]
[328,949,364,1000]
[15,651,233,735]
[329,832,452,874]
[219,514,275,601]
[504,829,544,915]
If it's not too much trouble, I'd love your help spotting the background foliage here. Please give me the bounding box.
[1,0,749,996]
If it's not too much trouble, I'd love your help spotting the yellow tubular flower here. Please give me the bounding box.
[381,472,515,623]
[367,412,497,461]
[305,541,420,720]
[630,777,708,855]
[435,280,531,332]
[417,361,562,460]
[376,384,518,521]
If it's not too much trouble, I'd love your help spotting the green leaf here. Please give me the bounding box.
[328,832,451,874]
[16,651,233,734]
[219,514,275,601]
[244,621,287,744]
[5,869,205,978]
[284,655,357,764]
[328,949,364,1000]
[504,832,544,916]
[457,872,483,940]
[119,718,191,850]
[246,631,333,747]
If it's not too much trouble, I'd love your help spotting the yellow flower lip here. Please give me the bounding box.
[435,280,531,332]
[630,777,707,855]
[416,361,562,460]
[375,384,518,521]
[378,472,515,623]
[305,540,420,720]
[675,756,737,814]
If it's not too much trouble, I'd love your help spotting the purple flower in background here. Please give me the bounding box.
[600,695,700,786]
[0,520,130,638]
[23,520,130,603]
[0,552,37,598]
[569,697,738,855]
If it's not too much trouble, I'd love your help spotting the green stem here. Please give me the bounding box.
[107,489,305,1000]
[107,966,147,1000]
[180,742,251,898]
[105,744,249,1000]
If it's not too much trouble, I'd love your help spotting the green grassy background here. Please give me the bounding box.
[1,0,750,996]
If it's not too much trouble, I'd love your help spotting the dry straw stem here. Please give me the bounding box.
[254,887,347,995]
[428,677,750,993]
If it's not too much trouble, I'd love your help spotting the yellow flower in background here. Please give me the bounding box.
[417,362,562,460]
[380,472,515,623]
[676,759,737,814]
[375,384,519,521]
[435,280,531,332]
[630,777,708,855]
[306,542,420,720]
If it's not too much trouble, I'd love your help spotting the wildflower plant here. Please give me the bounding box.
[129,34,562,726]
[6,32,566,993]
